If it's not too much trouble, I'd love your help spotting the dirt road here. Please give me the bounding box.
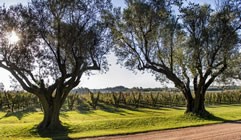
[82,121,241,140]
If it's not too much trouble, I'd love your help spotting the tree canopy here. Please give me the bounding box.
[0,0,112,129]
[107,0,240,115]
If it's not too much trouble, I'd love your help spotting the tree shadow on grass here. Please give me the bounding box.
[204,113,227,122]
[98,103,124,113]
[201,116,241,126]
[184,111,228,122]
[1,107,37,120]
[75,99,94,114]
[76,105,93,114]
[97,103,175,116]
[169,106,186,110]
[206,104,241,108]
[226,121,241,124]
[30,124,73,140]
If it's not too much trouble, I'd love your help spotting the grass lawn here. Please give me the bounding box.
[0,104,241,139]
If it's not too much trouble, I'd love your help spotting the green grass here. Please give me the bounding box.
[0,104,241,139]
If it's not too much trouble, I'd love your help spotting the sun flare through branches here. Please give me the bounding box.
[6,30,20,44]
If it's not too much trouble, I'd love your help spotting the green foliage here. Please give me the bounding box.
[88,92,100,110]
[1,90,241,113]
[0,92,39,112]
[205,91,241,104]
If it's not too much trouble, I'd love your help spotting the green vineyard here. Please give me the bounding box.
[1,90,241,113]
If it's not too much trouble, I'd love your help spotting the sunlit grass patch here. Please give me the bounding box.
[0,105,241,139]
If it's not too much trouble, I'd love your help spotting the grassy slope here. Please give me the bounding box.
[0,104,241,139]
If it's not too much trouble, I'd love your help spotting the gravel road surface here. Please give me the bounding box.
[82,121,241,140]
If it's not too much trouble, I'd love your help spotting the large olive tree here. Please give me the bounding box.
[0,0,112,129]
[107,0,240,116]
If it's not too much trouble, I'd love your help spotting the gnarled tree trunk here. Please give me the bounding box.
[37,92,65,130]
[185,94,194,113]
[184,89,208,116]
[193,91,207,115]
[180,88,194,113]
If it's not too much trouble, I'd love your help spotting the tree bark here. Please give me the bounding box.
[193,91,207,115]
[185,94,194,113]
[182,88,194,113]
[185,94,208,116]
[183,88,208,116]
[37,94,63,130]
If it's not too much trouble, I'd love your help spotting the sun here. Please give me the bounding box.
[6,30,20,44]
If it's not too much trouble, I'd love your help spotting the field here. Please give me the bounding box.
[1,104,241,140]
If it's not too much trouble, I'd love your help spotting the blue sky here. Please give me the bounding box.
[0,0,214,90]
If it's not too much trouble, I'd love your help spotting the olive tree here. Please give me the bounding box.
[218,0,241,82]
[107,0,240,116]
[0,0,112,129]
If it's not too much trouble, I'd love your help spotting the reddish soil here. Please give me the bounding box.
[82,121,241,140]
